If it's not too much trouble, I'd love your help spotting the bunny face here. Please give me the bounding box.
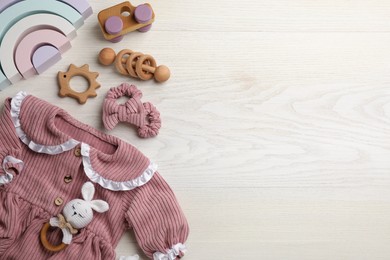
[63,199,94,229]
[62,182,109,229]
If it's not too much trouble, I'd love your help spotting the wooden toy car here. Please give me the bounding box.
[97,1,155,43]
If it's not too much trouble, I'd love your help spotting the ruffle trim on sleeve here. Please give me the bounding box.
[0,156,24,185]
[153,243,187,260]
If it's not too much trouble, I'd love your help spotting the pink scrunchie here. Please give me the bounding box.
[102,83,161,138]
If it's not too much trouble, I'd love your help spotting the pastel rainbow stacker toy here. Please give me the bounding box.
[0,0,92,90]
[97,1,155,43]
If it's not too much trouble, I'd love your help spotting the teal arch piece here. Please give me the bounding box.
[0,0,22,13]
[58,0,92,19]
[0,0,83,39]
[1,1,92,20]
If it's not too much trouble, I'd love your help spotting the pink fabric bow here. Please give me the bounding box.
[102,83,161,138]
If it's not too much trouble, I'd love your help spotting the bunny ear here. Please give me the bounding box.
[81,182,95,201]
[90,200,109,213]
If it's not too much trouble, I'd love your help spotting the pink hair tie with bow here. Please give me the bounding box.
[102,83,161,138]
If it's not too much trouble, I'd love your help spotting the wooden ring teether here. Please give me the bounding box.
[135,54,156,80]
[40,222,68,252]
[126,52,143,78]
[99,48,171,83]
[115,49,133,75]
[58,64,101,104]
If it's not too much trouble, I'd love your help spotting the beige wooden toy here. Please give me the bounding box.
[98,48,116,66]
[98,2,155,42]
[98,48,171,83]
[40,222,68,252]
[58,64,101,104]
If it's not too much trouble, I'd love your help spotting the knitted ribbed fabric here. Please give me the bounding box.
[103,83,161,138]
[0,92,189,259]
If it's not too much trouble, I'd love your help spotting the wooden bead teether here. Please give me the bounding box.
[98,48,170,83]
[40,222,68,252]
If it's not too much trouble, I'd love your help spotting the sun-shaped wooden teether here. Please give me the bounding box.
[58,64,101,104]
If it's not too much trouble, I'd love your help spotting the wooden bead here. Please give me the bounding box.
[98,48,116,66]
[154,65,170,83]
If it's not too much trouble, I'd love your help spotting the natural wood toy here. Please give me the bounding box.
[58,64,101,104]
[40,222,68,252]
[97,1,155,43]
[98,48,171,83]
[98,47,117,66]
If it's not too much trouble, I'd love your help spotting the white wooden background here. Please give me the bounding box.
[1,0,390,259]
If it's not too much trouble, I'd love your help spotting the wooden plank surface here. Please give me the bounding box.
[1,0,390,259]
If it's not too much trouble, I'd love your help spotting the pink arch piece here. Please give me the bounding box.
[15,29,71,79]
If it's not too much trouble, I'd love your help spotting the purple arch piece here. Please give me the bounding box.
[32,45,61,74]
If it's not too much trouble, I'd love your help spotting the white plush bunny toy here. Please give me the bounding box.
[49,182,109,245]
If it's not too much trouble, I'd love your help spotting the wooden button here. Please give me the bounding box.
[74,147,81,157]
[64,175,72,184]
[54,197,63,206]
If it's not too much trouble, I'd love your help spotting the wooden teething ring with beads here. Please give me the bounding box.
[126,52,143,78]
[115,49,133,75]
[40,222,68,252]
[135,54,156,80]
[100,48,171,83]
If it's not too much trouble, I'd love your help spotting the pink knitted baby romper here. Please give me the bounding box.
[0,92,189,259]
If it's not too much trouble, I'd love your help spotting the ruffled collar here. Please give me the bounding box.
[10,91,157,191]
